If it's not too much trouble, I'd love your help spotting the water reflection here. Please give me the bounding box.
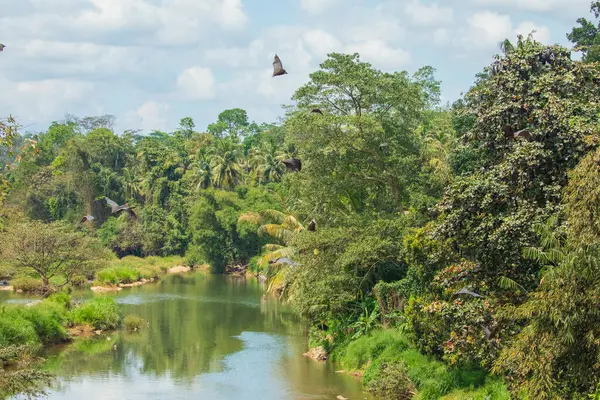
[34,273,371,400]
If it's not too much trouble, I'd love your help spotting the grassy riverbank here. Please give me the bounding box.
[0,293,125,398]
[330,330,510,399]
[93,255,188,287]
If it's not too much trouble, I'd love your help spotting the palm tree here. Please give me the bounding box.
[238,209,307,295]
[251,143,286,184]
[210,139,242,189]
[122,166,142,200]
[192,153,213,191]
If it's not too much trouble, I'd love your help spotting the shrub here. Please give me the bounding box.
[122,314,148,332]
[0,308,38,347]
[70,297,120,330]
[46,292,72,310]
[20,302,68,344]
[365,361,415,400]
[10,277,44,293]
[0,344,53,400]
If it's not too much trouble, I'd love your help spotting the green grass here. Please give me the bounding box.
[337,329,509,400]
[440,377,512,400]
[70,297,121,330]
[0,296,70,347]
[94,256,187,286]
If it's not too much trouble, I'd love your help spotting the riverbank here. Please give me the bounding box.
[302,329,511,399]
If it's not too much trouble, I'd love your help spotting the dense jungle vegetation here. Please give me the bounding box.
[4,2,600,398]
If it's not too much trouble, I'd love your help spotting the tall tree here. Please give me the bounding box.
[286,52,440,221]
[568,1,600,62]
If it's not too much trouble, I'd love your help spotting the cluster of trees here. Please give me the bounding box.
[3,2,600,398]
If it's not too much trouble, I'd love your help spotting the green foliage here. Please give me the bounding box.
[10,276,44,293]
[0,296,72,347]
[0,344,53,400]
[563,147,600,246]
[122,314,148,332]
[493,220,600,399]
[0,220,106,290]
[364,361,416,399]
[70,297,121,330]
[0,308,39,347]
[568,1,600,62]
[405,296,500,369]
[94,256,184,285]
[286,53,442,221]
[435,37,600,296]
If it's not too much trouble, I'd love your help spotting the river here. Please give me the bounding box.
[2,272,372,400]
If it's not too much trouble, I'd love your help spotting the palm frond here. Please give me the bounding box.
[498,276,527,294]
[258,224,292,243]
[238,211,262,225]
[260,209,288,224]
[262,244,284,252]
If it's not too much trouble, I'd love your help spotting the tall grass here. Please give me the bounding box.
[70,297,120,330]
[0,295,70,347]
[94,256,187,285]
[337,329,509,400]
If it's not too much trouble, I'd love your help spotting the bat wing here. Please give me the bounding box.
[273,54,287,77]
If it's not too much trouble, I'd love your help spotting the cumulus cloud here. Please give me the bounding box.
[458,12,552,51]
[123,101,171,132]
[472,0,589,12]
[177,67,217,100]
[299,0,339,14]
[0,0,577,134]
[514,22,551,43]
[466,11,513,48]
[0,78,95,124]
[404,0,454,26]
[302,29,341,58]
[345,40,411,69]
[0,0,248,46]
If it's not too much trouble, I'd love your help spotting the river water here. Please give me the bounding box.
[3,272,371,400]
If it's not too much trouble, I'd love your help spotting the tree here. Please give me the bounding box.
[178,117,196,139]
[0,345,52,400]
[563,147,600,246]
[286,53,441,221]
[210,139,243,189]
[494,218,600,398]
[207,108,254,140]
[435,38,600,291]
[249,142,286,184]
[0,221,106,291]
[568,1,600,62]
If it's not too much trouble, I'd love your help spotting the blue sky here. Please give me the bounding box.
[0,0,593,134]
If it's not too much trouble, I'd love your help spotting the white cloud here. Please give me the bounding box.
[473,0,589,12]
[216,0,248,27]
[123,101,170,132]
[20,40,141,76]
[514,22,551,43]
[299,0,338,14]
[467,11,513,48]
[0,78,95,123]
[177,67,217,100]
[458,12,552,52]
[0,0,248,46]
[302,29,341,58]
[404,0,454,26]
[345,40,411,69]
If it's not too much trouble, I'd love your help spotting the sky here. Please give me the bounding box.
[0,0,593,135]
